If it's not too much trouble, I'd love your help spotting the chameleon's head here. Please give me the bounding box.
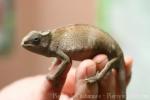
[21,30,51,56]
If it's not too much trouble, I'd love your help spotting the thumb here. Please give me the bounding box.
[74,60,99,100]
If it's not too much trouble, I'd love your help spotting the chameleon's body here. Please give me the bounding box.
[21,24,126,100]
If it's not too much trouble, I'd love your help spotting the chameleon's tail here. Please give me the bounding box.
[117,56,126,100]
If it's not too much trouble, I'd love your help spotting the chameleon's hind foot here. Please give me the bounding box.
[85,57,119,84]
[85,71,100,84]
[85,76,98,83]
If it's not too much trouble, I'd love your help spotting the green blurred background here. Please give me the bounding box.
[97,0,150,100]
[0,0,150,99]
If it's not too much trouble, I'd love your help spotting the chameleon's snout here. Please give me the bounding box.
[21,40,27,47]
[21,35,31,47]
[21,37,26,46]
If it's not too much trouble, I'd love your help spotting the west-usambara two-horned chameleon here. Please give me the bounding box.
[21,24,126,100]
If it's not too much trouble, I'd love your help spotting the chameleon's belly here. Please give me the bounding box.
[64,49,100,61]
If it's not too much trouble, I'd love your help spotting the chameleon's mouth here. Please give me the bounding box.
[22,44,34,48]
[21,37,34,47]
[21,40,33,47]
[21,34,34,47]
[21,40,45,55]
[21,39,35,51]
[21,43,40,54]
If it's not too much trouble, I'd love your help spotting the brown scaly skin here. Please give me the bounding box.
[21,24,126,100]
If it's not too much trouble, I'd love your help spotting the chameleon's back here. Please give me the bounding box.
[50,24,122,60]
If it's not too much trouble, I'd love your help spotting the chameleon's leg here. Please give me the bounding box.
[85,57,118,83]
[48,58,61,71]
[47,49,71,81]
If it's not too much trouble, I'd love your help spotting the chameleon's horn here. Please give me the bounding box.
[41,30,50,36]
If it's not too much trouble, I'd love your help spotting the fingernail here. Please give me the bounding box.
[86,60,96,78]
[125,56,133,80]
[93,54,108,70]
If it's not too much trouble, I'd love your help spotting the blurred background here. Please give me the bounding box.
[0,0,149,100]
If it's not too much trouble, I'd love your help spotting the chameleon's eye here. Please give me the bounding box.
[33,37,41,45]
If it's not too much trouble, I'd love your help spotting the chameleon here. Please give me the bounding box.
[21,24,126,100]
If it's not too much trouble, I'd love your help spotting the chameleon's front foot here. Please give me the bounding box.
[85,77,97,84]
[46,53,71,81]
[46,64,65,81]
[46,73,57,81]
[46,58,62,81]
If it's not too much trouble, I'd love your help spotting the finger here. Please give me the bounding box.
[76,60,96,79]
[74,60,98,100]
[91,54,133,99]
[61,67,76,96]
[124,56,133,85]
[93,54,108,71]
[48,60,72,100]
[93,54,133,86]
[0,75,53,100]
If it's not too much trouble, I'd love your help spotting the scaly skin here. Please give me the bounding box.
[21,24,126,100]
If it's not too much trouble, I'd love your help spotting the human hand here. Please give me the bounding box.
[0,54,132,100]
